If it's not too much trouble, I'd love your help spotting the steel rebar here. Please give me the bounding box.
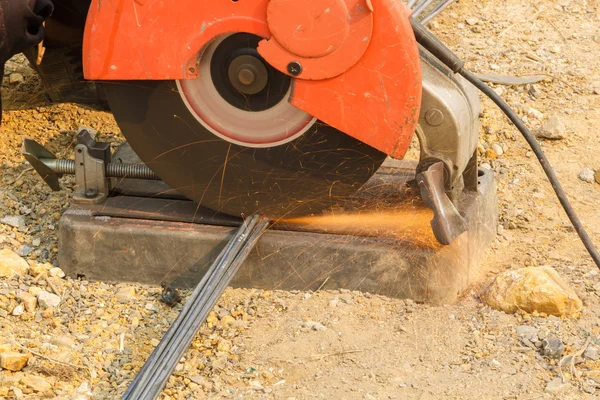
[122,215,270,400]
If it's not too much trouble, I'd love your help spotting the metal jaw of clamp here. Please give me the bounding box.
[22,129,159,204]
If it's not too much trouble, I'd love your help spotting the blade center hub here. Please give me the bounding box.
[227,55,268,95]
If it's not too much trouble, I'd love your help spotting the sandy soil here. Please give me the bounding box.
[1,0,600,399]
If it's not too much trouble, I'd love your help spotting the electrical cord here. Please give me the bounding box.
[410,17,600,269]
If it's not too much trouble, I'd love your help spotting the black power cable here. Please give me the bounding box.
[410,18,600,269]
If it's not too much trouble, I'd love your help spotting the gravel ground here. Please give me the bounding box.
[1,0,600,398]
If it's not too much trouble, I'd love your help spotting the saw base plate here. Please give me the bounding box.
[58,150,497,305]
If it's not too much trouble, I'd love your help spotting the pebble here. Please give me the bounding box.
[540,337,564,359]
[15,245,33,257]
[37,290,61,309]
[579,168,596,183]
[49,267,65,278]
[21,375,52,392]
[536,116,567,140]
[516,326,538,337]
[8,73,24,84]
[465,17,480,26]
[303,321,326,331]
[11,304,24,316]
[0,249,29,278]
[0,216,25,228]
[584,345,600,361]
[116,286,136,301]
[544,378,571,393]
[0,352,30,371]
[491,143,504,156]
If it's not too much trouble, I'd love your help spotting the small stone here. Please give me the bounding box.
[31,239,41,247]
[48,267,65,278]
[145,302,157,311]
[0,352,30,371]
[516,326,539,337]
[484,266,582,317]
[21,375,52,392]
[51,336,75,349]
[42,306,54,318]
[11,304,24,316]
[489,359,501,369]
[544,378,571,393]
[540,337,564,359]
[579,168,595,183]
[303,321,326,331]
[491,143,504,156]
[15,245,33,257]
[8,73,24,84]
[0,249,29,278]
[584,346,600,361]
[536,116,567,140]
[339,294,353,305]
[465,17,479,26]
[37,291,61,309]
[115,286,136,302]
[0,216,25,228]
[217,340,232,353]
[19,292,37,313]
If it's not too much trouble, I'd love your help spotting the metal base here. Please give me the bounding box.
[58,159,497,304]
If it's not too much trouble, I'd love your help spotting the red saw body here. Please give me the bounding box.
[82,0,421,160]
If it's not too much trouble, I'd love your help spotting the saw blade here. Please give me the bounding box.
[103,80,386,219]
[102,33,385,218]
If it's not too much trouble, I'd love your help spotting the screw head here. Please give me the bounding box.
[84,188,98,198]
[287,61,302,77]
[424,109,444,127]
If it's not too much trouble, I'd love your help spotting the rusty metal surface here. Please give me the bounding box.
[58,167,497,305]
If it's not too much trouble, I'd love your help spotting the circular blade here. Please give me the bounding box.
[104,80,386,219]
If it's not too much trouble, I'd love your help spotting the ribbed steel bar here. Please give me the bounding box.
[123,215,270,400]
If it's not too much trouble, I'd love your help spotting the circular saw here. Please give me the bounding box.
[30,0,481,226]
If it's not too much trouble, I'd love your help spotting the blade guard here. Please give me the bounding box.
[82,0,421,159]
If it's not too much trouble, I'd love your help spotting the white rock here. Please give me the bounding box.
[491,144,504,156]
[465,17,480,26]
[303,321,326,331]
[37,291,61,309]
[545,378,571,393]
[536,116,567,140]
[11,305,24,316]
[579,168,595,183]
[49,267,65,278]
[0,216,25,228]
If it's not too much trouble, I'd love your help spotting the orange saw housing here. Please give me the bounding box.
[82,0,422,159]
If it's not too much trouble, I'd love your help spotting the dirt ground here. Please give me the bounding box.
[1,0,600,398]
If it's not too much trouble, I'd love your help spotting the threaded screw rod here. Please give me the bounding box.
[43,159,160,180]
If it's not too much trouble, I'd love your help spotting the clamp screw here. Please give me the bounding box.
[287,61,302,77]
[85,188,98,198]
